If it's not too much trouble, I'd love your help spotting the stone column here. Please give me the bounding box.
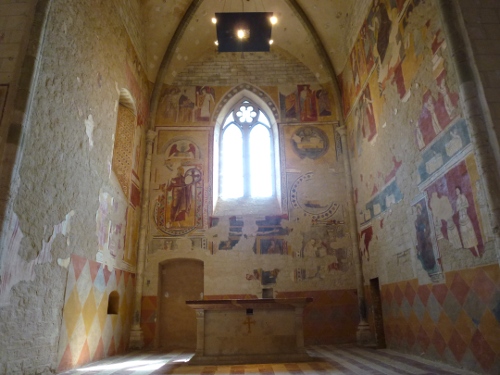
[437,0,500,261]
[129,129,157,349]
[337,126,373,346]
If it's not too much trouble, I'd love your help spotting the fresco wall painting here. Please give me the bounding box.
[422,154,486,258]
[279,84,334,123]
[144,81,357,347]
[151,128,211,237]
[340,0,498,369]
[282,123,337,169]
[157,85,217,125]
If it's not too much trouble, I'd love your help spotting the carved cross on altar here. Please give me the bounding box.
[243,317,256,333]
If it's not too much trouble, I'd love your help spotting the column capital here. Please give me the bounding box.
[335,125,347,137]
[146,130,158,144]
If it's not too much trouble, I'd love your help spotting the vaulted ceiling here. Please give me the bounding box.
[141,0,372,84]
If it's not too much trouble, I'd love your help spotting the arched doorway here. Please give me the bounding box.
[158,258,204,350]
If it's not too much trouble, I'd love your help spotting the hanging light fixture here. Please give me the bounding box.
[214,12,274,52]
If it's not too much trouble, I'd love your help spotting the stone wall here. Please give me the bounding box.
[339,0,500,373]
[172,48,319,87]
[458,0,500,144]
[0,0,148,373]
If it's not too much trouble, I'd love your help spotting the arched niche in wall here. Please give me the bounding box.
[112,88,138,200]
[107,291,120,315]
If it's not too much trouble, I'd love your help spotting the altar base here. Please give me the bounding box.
[186,298,313,365]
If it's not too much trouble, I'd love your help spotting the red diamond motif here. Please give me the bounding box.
[89,260,101,283]
[417,285,431,306]
[448,329,468,362]
[432,283,449,306]
[404,282,417,306]
[93,338,105,362]
[393,285,404,306]
[72,255,87,282]
[449,273,470,306]
[471,269,497,305]
[431,329,447,356]
[76,340,90,367]
[416,325,431,351]
[470,329,496,371]
[107,337,116,357]
[406,325,416,349]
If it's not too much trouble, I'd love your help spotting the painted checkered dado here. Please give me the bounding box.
[381,264,500,374]
[57,254,136,372]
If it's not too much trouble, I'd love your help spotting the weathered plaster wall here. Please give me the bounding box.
[340,0,500,373]
[143,50,358,346]
[0,0,149,373]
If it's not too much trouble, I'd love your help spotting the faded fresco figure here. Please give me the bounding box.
[415,120,425,149]
[167,167,191,227]
[476,180,493,239]
[266,239,282,255]
[429,192,461,248]
[196,86,215,121]
[424,96,441,136]
[161,87,180,120]
[303,239,318,257]
[437,79,455,118]
[414,203,436,271]
[447,217,462,249]
[300,86,315,121]
[178,90,194,122]
[455,186,479,256]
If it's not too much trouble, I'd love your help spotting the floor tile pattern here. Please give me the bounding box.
[379,264,500,374]
[58,345,479,375]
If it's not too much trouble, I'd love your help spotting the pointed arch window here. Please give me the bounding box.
[221,99,275,199]
[215,96,281,214]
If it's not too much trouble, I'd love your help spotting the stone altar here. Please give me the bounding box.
[186,298,313,365]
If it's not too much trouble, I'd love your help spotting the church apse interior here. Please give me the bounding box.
[1,0,500,374]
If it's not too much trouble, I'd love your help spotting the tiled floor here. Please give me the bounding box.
[58,345,479,375]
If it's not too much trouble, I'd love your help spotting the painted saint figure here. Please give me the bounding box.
[178,90,194,122]
[437,79,455,118]
[414,203,436,271]
[197,86,215,120]
[167,167,191,226]
[455,187,479,256]
[415,121,425,149]
[300,86,315,121]
[424,96,442,136]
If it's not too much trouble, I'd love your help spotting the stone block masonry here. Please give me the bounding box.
[459,0,500,142]
[173,49,318,87]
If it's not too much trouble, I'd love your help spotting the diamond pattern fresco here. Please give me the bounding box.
[57,254,135,372]
[380,264,500,374]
